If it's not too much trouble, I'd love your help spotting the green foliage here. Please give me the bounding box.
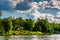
[33,25,42,31]
[13,30,43,35]
[51,23,60,33]
[12,17,25,31]
[23,19,34,31]
[0,19,4,35]
[0,17,60,35]
[33,19,54,33]
[2,18,12,33]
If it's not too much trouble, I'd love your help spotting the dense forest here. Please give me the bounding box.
[0,12,60,36]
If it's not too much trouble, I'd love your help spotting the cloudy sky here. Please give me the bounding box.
[0,0,60,23]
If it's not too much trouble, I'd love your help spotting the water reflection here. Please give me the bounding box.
[3,36,12,40]
[0,35,60,40]
[12,35,60,40]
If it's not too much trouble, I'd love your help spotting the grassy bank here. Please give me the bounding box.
[13,30,43,35]
[0,30,44,36]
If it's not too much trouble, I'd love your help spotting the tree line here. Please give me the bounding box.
[0,17,60,35]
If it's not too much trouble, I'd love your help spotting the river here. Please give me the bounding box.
[0,34,60,40]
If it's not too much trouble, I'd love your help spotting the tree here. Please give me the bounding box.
[36,19,48,32]
[2,18,12,33]
[0,19,4,35]
[17,17,25,27]
[12,17,25,31]
[12,19,18,31]
[59,24,60,32]
[33,25,42,31]
[51,23,59,33]
[45,23,54,34]
[23,19,34,31]
[34,18,54,33]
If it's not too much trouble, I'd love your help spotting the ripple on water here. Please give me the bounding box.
[0,35,60,40]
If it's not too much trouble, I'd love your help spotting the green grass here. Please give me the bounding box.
[12,30,43,35]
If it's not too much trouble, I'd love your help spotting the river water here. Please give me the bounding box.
[0,34,60,40]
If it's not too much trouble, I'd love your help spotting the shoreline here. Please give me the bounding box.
[0,30,53,36]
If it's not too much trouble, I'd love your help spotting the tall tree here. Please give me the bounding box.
[0,19,4,35]
[24,19,34,31]
[2,18,12,33]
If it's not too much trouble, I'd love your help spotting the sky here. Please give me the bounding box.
[0,0,60,23]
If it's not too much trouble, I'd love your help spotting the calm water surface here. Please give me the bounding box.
[0,34,60,40]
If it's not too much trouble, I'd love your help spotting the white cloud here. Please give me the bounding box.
[16,7,55,22]
[0,0,22,8]
[54,11,60,23]
[0,0,60,10]
[9,0,33,9]
[55,11,60,18]
[38,1,48,6]
[14,1,54,22]
[31,0,60,10]
[9,0,24,8]
[45,0,60,9]
[13,0,60,23]
[16,8,60,23]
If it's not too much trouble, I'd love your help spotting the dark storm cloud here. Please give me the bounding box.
[0,0,14,11]
[15,3,31,10]
[15,0,33,10]
[0,0,33,11]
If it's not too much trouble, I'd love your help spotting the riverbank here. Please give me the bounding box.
[13,30,43,35]
[0,30,44,36]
